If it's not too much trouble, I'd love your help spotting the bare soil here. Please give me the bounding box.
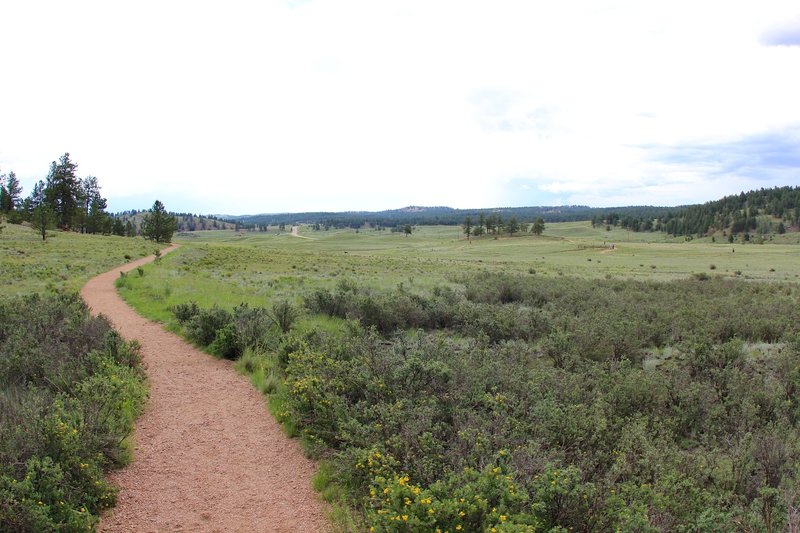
[80,246,329,532]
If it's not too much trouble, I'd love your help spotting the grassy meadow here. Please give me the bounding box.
[116,222,800,531]
[0,223,166,298]
[118,222,800,325]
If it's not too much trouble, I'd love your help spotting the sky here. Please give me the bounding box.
[1,0,799,215]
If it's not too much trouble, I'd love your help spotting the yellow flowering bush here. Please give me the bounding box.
[0,294,147,531]
[366,463,540,532]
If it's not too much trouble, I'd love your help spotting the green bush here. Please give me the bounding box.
[171,301,200,324]
[209,323,242,360]
[0,294,147,531]
[186,306,232,346]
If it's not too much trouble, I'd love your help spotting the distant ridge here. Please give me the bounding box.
[129,186,800,236]
[225,204,670,229]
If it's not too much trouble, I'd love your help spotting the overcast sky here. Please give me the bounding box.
[1,1,799,215]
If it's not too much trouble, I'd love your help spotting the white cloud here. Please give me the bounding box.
[1,0,799,213]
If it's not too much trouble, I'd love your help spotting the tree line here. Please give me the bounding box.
[229,205,675,229]
[1,154,178,243]
[591,186,800,237]
[462,214,546,239]
[1,153,124,240]
[228,187,799,238]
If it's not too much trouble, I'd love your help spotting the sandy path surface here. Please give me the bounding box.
[80,246,329,532]
[289,226,313,240]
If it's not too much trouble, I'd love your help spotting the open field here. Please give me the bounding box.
[0,223,167,298]
[113,222,800,531]
[116,222,800,324]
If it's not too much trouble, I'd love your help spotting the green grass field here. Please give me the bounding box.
[117,222,797,312]
[115,222,800,532]
[15,219,790,531]
[0,223,168,298]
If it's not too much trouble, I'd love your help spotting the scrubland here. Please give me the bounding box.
[116,223,800,531]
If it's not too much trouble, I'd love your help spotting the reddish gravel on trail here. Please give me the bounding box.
[80,246,329,532]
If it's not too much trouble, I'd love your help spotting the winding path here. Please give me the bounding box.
[81,246,329,532]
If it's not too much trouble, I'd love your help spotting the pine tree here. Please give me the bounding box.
[79,177,110,234]
[141,200,178,243]
[5,172,22,211]
[463,216,472,241]
[506,217,520,236]
[45,153,81,229]
[0,184,8,213]
[531,217,545,236]
[29,180,55,240]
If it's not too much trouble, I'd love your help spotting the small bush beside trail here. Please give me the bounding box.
[175,302,298,360]
[0,294,147,531]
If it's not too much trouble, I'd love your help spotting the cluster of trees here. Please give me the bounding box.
[592,187,800,238]
[657,186,800,237]
[0,171,22,221]
[463,214,545,239]
[171,212,235,232]
[1,154,123,240]
[1,154,179,243]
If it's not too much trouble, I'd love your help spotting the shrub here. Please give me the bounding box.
[186,306,232,346]
[209,323,242,360]
[0,294,146,530]
[270,300,298,333]
[172,301,200,324]
[232,304,273,349]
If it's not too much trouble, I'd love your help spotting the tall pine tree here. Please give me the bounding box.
[45,153,81,229]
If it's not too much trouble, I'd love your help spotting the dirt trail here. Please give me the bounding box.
[289,226,313,239]
[80,246,329,532]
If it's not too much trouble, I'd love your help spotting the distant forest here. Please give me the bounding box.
[113,211,237,233]
[656,186,800,237]
[225,186,800,237]
[228,205,676,231]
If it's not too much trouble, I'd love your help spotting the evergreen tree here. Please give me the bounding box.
[506,217,520,236]
[531,217,545,235]
[45,153,81,229]
[0,184,8,213]
[5,171,22,211]
[125,220,136,237]
[141,200,178,243]
[29,180,55,241]
[463,216,472,241]
[78,176,110,234]
[112,218,125,236]
[486,214,496,234]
